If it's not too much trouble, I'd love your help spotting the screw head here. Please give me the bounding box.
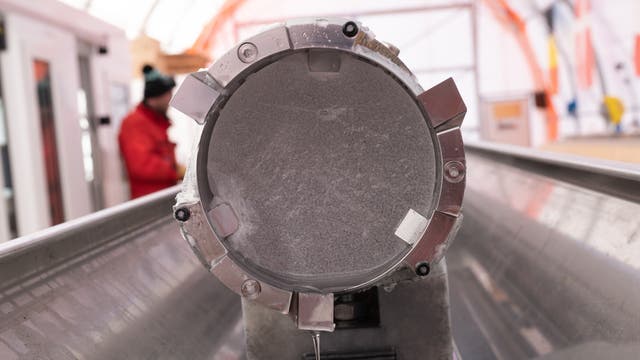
[241,279,261,299]
[415,262,431,277]
[237,42,258,63]
[444,161,465,183]
[342,21,359,38]
[174,207,191,222]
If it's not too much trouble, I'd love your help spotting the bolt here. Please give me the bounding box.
[174,207,191,222]
[444,161,465,183]
[415,261,430,277]
[241,279,261,299]
[237,42,258,63]
[342,21,358,38]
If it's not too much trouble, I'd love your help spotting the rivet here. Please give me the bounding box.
[174,207,191,222]
[415,262,431,277]
[444,161,465,183]
[342,21,359,38]
[237,42,258,63]
[241,279,261,299]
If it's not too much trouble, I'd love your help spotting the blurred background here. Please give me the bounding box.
[0,0,637,241]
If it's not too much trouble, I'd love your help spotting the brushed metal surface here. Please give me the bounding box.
[4,139,639,359]
[0,189,243,360]
[243,261,452,360]
[449,147,640,360]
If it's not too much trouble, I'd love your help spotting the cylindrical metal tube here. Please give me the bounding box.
[171,18,467,330]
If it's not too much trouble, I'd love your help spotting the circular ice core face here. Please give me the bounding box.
[206,50,438,290]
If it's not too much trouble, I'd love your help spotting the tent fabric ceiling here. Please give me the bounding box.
[58,0,479,131]
[56,0,479,55]
[58,0,226,53]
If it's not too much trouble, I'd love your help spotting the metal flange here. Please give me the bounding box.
[171,18,466,323]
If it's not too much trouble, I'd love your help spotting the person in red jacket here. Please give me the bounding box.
[119,64,185,199]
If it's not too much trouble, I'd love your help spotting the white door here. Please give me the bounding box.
[0,12,91,236]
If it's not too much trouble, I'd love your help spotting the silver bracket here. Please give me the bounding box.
[297,293,335,332]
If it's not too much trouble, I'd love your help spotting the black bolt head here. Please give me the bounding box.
[342,21,358,38]
[416,262,430,277]
[174,208,191,222]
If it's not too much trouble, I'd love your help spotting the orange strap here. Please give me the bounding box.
[484,0,559,141]
[634,34,640,76]
[188,0,247,55]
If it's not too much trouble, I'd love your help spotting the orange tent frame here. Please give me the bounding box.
[484,0,559,142]
[188,0,248,56]
[189,0,560,142]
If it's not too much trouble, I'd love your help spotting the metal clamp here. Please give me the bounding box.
[171,18,466,332]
